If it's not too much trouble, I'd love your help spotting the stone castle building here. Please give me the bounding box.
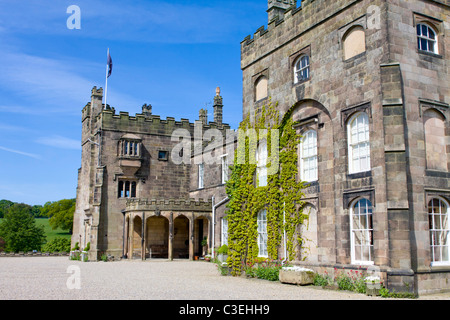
[240,0,448,295]
[72,0,449,295]
[72,86,234,262]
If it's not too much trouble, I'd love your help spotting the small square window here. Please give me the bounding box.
[158,150,168,161]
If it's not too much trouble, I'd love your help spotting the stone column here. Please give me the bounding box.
[141,212,146,260]
[129,215,134,259]
[189,214,195,260]
[168,212,174,261]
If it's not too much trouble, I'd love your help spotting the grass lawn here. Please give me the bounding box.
[0,218,71,242]
[34,218,71,241]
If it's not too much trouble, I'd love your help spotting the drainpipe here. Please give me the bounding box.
[212,196,215,259]
[282,201,287,265]
[212,196,229,259]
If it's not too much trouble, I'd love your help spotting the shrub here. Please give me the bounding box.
[313,272,332,287]
[42,237,71,253]
[217,244,228,255]
[84,242,90,251]
[72,242,80,251]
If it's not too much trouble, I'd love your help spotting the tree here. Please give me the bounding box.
[0,203,46,252]
[42,199,76,234]
[0,199,14,218]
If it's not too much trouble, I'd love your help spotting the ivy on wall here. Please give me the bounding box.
[225,99,308,276]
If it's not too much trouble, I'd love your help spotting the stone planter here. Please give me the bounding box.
[365,282,381,296]
[279,267,315,286]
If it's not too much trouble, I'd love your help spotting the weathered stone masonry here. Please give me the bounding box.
[241,0,449,295]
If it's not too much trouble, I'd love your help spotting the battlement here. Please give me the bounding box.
[101,108,231,136]
[240,0,359,60]
[125,197,212,213]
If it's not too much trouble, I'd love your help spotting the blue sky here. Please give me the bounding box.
[0,0,270,205]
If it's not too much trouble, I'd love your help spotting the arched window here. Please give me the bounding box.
[256,140,268,187]
[294,55,310,84]
[343,26,366,60]
[424,109,447,171]
[255,76,268,101]
[257,209,268,257]
[347,112,370,174]
[417,23,438,54]
[428,198,450,265]
[350,198,374,264]
[300,130,318,182]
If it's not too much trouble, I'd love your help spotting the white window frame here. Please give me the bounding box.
[198,163,204,189]
[350,198,374,265]
[294,55,310,84]
[417,23,438,54]
[347,112,371,174]
[221,218,228,246]
[221,154,229,184]
[257,209,268,257]
[429,197,450,266]
[256,141,268,187]
[300,130,318,182]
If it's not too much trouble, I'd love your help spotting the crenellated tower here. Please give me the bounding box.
[267,0,296,22]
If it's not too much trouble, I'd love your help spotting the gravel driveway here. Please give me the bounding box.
[0,257,448,301]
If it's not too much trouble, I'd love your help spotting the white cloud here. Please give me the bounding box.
[35,135,81,150]
[0,145,41,159]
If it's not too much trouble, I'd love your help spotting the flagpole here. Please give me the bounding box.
[104,48,109,110]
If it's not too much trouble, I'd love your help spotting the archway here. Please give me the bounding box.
[131,216,142,259]
[146,215,169,259]
[194,216,209,257]
[173,215,190,259]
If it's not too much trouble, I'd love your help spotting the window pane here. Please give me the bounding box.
[422,24,428,37]
[421,38,428,51]
[351,199,373,263]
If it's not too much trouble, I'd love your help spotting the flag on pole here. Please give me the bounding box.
[107,50,113,78]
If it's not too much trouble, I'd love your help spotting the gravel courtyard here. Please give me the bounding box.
[0,257,448,300]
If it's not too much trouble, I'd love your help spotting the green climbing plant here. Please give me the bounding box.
[225,99,308,275]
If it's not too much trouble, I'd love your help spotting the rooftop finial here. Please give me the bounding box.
[216,87,221,96]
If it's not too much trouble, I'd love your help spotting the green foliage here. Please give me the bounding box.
[41,198,75,234]
[225,99,307,276]
[72,242,80,251]
[334,269,366,293]
[217,244,228,255]
[379,287,416,299]
[0,200,14,219]
[42,237,71,252]
[84,242,90,251]
[0,203,46,252]
[313,272,332,287]
[244,259,283,281]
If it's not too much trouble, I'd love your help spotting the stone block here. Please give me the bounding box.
[279,267,315,286]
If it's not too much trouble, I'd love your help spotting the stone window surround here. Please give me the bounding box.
[294,114,320,183]
[252,69,269,103]
[341,102,372,175]
[419,98,449,174]
[413,12,444,58]
[338,15,367,62]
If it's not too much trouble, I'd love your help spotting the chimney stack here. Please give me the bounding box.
[213,87,223,125]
